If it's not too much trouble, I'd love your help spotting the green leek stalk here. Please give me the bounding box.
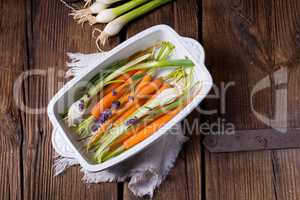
[90,0,150,25]
[98,0,174,45]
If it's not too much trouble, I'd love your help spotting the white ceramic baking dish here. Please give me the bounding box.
[47,25,212,172]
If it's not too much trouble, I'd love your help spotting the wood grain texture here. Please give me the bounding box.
[203,0,276,199]
[174,0,202,199]
[270,1,300,200]
[1,0,300,199]
[0,0,27,199]
[20,0,118,199]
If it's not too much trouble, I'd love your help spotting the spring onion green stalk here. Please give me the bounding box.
[93,87,181,162]
[154,41,175,61]
[89,0,150,25]
[89,53,151,97]
[71,2,108,21]
[96,0,173,46]
[126,59,194,71]
[66,53,151,127]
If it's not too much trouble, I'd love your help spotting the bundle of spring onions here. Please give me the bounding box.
[69,0,174,50]
[62,41,201,163]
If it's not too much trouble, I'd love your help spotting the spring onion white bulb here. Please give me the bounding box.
[71,2,109,24]
[95,0,173,47]
[89,0,149,25]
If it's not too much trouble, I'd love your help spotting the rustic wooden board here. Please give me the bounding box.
[1,0,300,199]
[269,1,300,199]
[203,0,276,199]
[203,0,300,200]
[0,0,27,199]
[20,0,118,199]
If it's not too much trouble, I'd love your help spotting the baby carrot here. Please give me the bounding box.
[103,107,181,161]
[123,108,181,149]
[135,74,152,92]
[103,70,137,95]
[110,78,164,120]
[90,83,128,118]
[134,78,163,100]
[87,78,164,149]
[87,102,145,150]
[90,70,144,118]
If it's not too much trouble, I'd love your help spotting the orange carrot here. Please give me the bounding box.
[135,74,152,92]
[103,71,137,95]
[109,78,164,120]
[123,108,181,149]
[90,83,128,118]
[135,78,163,100]
[90,70,144,118]
[110,123,146,150]
[102,108,182,160]
[88,78,165,149]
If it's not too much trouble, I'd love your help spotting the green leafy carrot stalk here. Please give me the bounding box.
[96,0,174,46]
[89,0,150,25]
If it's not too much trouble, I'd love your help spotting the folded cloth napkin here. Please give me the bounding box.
[53,52,188,198]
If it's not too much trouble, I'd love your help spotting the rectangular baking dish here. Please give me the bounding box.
[47,25,213,172]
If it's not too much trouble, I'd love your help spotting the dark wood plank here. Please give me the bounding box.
[203,0,276,199]
[270,1,300,199]
[123,2,196,199]
[174,0,202,199]
[203,128,300,152]
[20,0,118,199]
[0,0,27,199]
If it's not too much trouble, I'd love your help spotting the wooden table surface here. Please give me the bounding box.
[1,0,300,199]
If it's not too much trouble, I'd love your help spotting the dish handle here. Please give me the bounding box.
[181,37,205,65]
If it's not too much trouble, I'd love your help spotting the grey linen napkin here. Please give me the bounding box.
[53,52,188,197]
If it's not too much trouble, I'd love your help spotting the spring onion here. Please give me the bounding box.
[71,2,109,23]
[88,0,150,25]
[95,0,173,46]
